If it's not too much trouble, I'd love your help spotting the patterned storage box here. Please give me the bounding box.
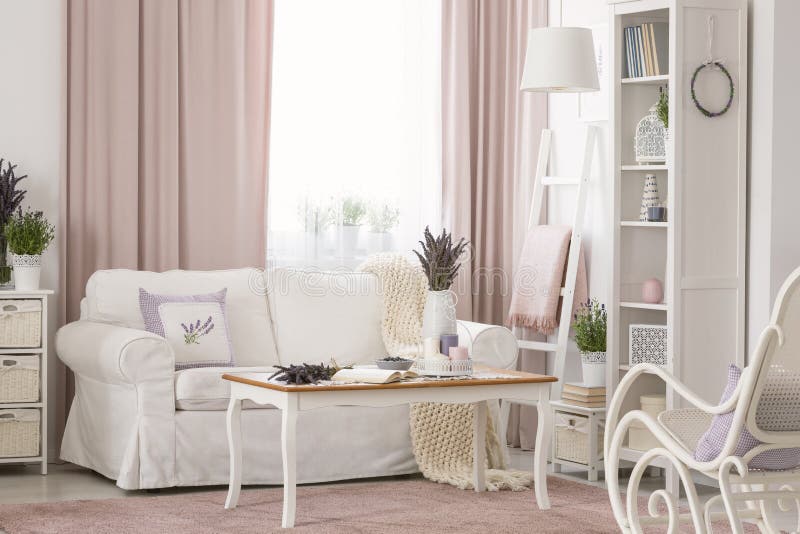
[554,413,604,465]
[629,324,668,366]
[0,409,40,457]
[0,300,42,348]
[0,356,40,402]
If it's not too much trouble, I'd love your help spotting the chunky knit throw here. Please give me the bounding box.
[358,254,532,491]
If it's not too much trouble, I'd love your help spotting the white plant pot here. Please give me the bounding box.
[12,254,42,291]
[580,351,607,387]
[367,232,394,253]
[421,290,457,339]
[340,226,361,258]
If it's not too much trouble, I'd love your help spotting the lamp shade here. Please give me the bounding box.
[520,27,599,93]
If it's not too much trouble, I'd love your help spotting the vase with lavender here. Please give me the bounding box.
[413,226,469,339]
[0,160,27,287]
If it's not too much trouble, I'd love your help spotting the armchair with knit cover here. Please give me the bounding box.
[605,266,800,534]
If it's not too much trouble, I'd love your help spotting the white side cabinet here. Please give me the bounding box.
[0,289,53,475]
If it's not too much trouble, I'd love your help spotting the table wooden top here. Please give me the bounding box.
[222,366,557,393]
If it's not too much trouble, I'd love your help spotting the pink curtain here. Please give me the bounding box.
[441,0,547,449]
[58,0,273,439]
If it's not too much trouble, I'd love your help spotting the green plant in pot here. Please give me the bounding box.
[4,209,55,291]
[366,202,399,252]
[339,195,367,257]
[413,226,469,340]
[573,299,607,387]
[0,160,28,286]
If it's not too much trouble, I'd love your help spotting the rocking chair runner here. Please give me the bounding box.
[606,265,800,534]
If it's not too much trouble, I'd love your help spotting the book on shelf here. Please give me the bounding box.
[642,24,653,75]
[636,26,645,77]
[624,23,668,78]
[563,382,606,396]
[649,22,668,76]
[560,398,607,408]
[331,368,418,384]
[562,391,606,403]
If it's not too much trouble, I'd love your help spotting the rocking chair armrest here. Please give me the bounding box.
[605,363,743,458]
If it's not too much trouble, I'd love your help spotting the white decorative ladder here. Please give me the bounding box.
[499,125,603,480]
[515,125,596,400]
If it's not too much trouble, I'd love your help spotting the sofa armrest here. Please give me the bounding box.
[56,320,175,385]
[457,320,518,370]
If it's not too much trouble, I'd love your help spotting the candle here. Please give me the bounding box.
[423,337,440,358]
[449,346,469,361]
[440,334,459,359]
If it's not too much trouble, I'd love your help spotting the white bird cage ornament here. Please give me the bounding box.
[634,104,667,163]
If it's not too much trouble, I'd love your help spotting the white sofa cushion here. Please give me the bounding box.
[268,268,387,366]
[85,269,278,367]
[174,367,275,410]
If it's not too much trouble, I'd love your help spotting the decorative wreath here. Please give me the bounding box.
[690,61,734,118]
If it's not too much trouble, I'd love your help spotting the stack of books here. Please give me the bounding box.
[623,22,668,78]
[561,382,606,408]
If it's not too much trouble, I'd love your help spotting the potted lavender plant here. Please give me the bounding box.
[573,299,607,387]
[413,227,469,339]
[0,160,28,287]
[4,209,55,291]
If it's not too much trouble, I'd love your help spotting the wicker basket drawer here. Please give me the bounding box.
[555,413,604,465]
[0,409,39,457]
[0,300,42,348]
[0,356,40,403]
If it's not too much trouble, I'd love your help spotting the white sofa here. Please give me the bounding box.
[57,268,519,490]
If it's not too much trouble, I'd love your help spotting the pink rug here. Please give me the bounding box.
[0,476,754,533]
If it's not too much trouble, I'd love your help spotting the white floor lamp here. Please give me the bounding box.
[504,27,604,480]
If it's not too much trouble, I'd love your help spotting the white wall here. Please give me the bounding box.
[0,0,64,459]
[545,0,610,381]
[747,0,800,356]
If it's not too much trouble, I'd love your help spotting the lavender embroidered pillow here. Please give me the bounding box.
[139,288,235,370]
[694,364,800,470]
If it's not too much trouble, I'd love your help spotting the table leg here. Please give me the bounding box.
[472,400,487,492]
[281,394,298,528]
[534,388,552,510]
[499,399,511,455]
[224,397,243,509]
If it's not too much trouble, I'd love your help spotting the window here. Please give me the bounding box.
[268,0,442,269]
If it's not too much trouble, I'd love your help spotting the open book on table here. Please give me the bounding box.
[331,368,419,385]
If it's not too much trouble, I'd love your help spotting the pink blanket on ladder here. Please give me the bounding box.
[507,225,588,335]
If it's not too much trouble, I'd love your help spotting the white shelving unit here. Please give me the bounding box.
[608,0,747,491]
[0,289,53,474]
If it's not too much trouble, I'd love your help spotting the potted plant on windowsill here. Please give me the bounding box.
[413,226,469,339]
[573,299,607,387]
[366,202,399,252]
[0,160,28,287]
[340,195,367,258]
[4,209,55,291]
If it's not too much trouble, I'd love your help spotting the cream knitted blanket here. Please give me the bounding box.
[358,254,532,491]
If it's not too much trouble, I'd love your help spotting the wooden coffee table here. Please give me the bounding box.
[222,366,557,528]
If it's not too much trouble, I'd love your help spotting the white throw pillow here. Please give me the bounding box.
[157,301,234,369]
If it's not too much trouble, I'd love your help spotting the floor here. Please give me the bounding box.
[0,449,624,506]
[0,449,772,532]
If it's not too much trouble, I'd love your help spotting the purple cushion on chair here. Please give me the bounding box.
[139,288,235,370]
[694,364,800,470]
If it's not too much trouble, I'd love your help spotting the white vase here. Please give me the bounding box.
[12,254,42,291]
[639,174,660,222]
[421,290,457,339]
[580,351,606,387]
[341,225,361,258]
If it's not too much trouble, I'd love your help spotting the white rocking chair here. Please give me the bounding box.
[606,265,800,534]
